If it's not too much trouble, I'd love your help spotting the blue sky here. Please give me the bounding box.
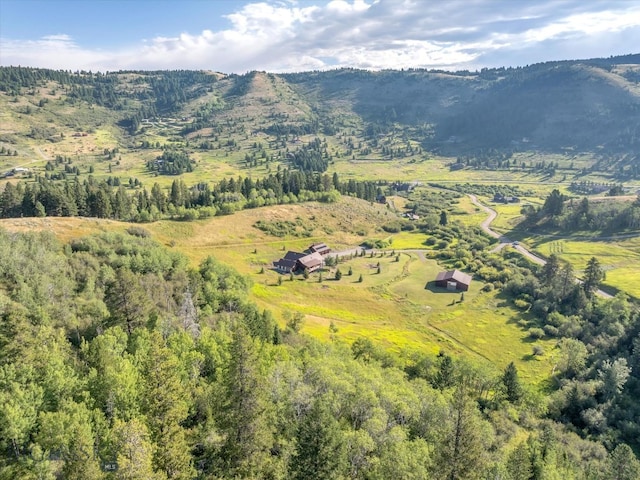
[1,0,639,73]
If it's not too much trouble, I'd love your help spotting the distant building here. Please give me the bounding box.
[435,270,472,291]
[297,252,324,273]
[274,251,305,273]
[493,193,520,204]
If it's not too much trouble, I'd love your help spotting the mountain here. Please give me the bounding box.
[1,54,639,171]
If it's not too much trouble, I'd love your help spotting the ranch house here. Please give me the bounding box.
[273,244,330,274]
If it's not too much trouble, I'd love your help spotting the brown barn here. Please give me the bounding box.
[435,270,472,291]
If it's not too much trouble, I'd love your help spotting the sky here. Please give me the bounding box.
[0,0,639,73]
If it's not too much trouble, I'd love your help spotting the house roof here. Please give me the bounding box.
[283,251,306,261]
[274,258,297,269]
[298,252,323,269]
[309,243,330,253]
[435,269,472,286]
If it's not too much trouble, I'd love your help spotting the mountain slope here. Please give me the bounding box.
[1,54,639,177]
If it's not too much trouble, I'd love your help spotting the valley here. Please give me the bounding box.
[1,58,640,477]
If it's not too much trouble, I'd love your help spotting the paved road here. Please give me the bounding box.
[468,194,613,298]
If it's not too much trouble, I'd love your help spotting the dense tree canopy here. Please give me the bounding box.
[0,227,637,478]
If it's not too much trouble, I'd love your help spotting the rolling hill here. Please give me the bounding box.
[1,54,639,164]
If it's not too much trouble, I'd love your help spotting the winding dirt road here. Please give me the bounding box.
[468,194,613,299]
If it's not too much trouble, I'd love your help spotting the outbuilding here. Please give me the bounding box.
[308,243,331,256]
[435,270,472,291]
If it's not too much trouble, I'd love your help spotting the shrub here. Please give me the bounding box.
[126,226,151,238]
[382,222,402,233]
[529,327,545,340]
[514,299,530,310]
[401,223,416,231]
[362,239,389,249]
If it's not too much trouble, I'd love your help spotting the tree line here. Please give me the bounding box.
[523,189,640,232]
[0,171,383,222]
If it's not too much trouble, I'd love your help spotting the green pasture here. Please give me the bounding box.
[141,197,559,387]
[386,232,429,249]
[518,236,640,298]
[249,245,556,386]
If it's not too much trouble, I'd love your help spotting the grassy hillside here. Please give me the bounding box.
[2,56,640,192]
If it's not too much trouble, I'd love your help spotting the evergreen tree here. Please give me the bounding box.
[291,396,346,480]
[502,362,523,403]
[105,268,151,335]
[541,254,561,285]
[583,256,605,297]
[607,443,640,480]
[217,324,273,478]
[143,333,195,479]
[434,353,455,390]
[542,189,565,216]
[434,387,491,480]
[505,442,533,480]
[112,418,157,480]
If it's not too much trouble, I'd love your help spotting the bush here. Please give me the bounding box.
[532,345,545,356]
[543,325,559,337]
[362,239,390,249]
[126,226,151,238]
[514,299,530,310]
[481,283,494,292]
[529,327,545,340]
[382,222,402,233]
[401,223,416,231]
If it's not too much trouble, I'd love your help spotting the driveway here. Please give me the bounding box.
[468,194,613,298]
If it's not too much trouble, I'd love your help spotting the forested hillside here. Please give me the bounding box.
[2,54,640,162]
[1,228,639,479]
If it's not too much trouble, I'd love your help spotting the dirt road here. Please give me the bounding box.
[468,194,613,298]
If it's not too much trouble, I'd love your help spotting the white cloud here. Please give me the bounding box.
[1,0,639,72]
